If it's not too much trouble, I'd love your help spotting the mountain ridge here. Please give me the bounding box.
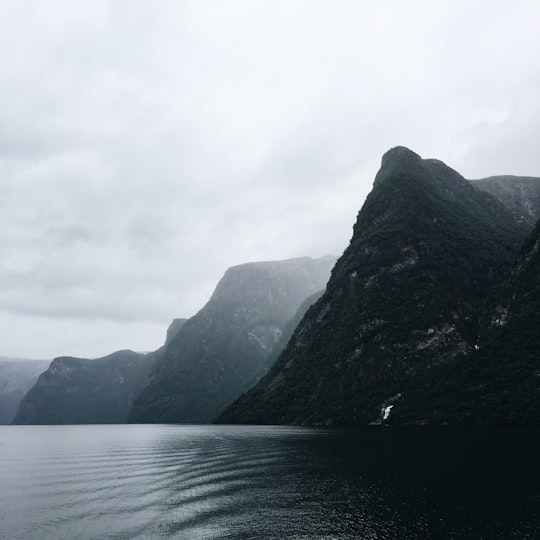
[129,255,336,424]
[218,147,538,426]
[13,349,155,424]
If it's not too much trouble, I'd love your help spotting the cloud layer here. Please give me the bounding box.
[1,0,539,358]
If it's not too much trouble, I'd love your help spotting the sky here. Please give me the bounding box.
[1,0,539,359]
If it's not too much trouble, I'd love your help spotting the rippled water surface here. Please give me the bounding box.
[1,425,539,539]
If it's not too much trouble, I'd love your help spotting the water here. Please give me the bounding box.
[0,425,539,539]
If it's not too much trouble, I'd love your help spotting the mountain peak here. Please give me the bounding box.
[381,146,422,167]
[218,150,529,426]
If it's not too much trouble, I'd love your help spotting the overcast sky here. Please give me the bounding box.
[1,0,539,359]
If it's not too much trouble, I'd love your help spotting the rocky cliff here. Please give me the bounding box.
[218,147,538,425]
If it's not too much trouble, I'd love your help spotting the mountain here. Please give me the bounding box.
[0,357,50,424]
[239,288,326,393]
[392,218,540,424]
[471,176,540,228]
[12,319,187,425]
[13,350,155,424]
[165,318,188,345]
[218,147,537,426]
[128,256,336,424]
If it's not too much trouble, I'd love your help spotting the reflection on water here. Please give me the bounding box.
[1,425,539,539]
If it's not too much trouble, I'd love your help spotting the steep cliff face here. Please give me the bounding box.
[129,256,336,424]
[237,288,326,394]
[218,147,532,426]
[13,350,155,424]
[165,318,188,345]
[0,358,50,424]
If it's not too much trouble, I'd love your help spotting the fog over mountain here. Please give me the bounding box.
[13,256,334,425]
[128,255,336,424]
[1,1,539,360]
[0,357,50,424]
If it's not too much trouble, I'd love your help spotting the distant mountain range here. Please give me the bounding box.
[9,320,189,425]
[218,147,540,426]
[12,256,335,424]
[128,256,336,424]
[13,350,156,424]
[9,147,540,426]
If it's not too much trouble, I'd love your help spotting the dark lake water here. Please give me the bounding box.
[1,425,539,539]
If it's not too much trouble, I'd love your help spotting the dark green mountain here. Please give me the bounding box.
[128,256,335,424]
[218,147,536,426]
[0,357,50,424]
[393,218,540,424]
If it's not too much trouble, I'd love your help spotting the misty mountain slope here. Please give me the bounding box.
[0,358,50,424]
[11,318,187,425]
[238,288,326,393]
[470,176,540,228]
[393,218,540,424]
[217,147,530,426]
[165,318,188,345]
[128,256,336,424]
[13,350,156,424]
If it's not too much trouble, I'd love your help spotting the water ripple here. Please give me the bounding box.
[1,425,539,539]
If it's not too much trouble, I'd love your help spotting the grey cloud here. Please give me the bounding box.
[1,1,539,358]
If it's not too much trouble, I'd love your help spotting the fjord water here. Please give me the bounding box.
[1,425,539,539]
